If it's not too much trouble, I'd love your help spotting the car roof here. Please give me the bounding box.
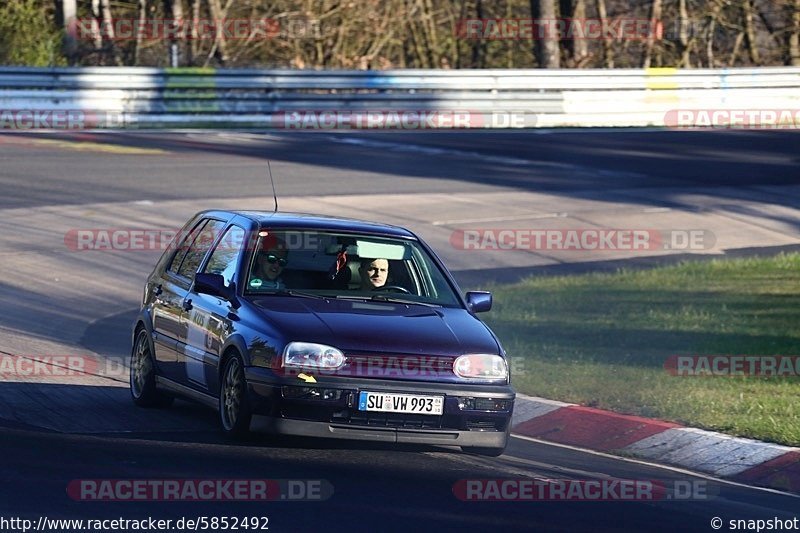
[218,210,417,239]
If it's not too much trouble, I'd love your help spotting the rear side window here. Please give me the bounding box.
[174,219,227,279]
[167,219,208,275]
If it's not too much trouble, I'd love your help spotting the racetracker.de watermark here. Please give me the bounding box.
[0,355,125,379]
[450,229,715,252]
[71,18,320,40]
[664,109,800,129]
[272,110,532,129]
[0,110,123,130]
[67,479,332,501]
[665,355,800,377]
[453,479,714,501]
[455,18,662,40]
[64,228,320,252]
[277,354,525,379]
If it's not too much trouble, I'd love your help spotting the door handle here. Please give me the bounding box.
[183,299,193,311]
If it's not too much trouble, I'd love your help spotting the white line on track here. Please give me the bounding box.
[507,434,800,500]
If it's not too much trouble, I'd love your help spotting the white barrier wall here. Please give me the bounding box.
[0,66,798,128]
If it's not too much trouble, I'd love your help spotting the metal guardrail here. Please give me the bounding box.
[0,66,798,128]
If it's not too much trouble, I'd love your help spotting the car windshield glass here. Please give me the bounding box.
[244,230,460,307]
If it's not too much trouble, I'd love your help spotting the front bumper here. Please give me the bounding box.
[245,367,514,448]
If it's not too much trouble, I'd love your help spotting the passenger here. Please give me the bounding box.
[251,236,288,290]
[359,258,388,290]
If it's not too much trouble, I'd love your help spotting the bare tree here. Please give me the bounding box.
[790,0,800,65]
[90,0,103,52]
[742,0,760,64]
[531,0,560,67]
[595,0,613,67]
[207,0,230,65]
[677,0,691,67]
[59,0,78,63]
[162,0,184,66]
[642,0,661,68]
[135,0,147,65]
[560,0,588,66]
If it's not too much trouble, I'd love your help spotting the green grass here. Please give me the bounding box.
[481,253,800,446]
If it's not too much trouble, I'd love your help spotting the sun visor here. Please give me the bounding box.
[355,240,410,260]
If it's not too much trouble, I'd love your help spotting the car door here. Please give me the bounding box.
[151,218,211,381]
[159,218,228,386]
[179,223,245,394]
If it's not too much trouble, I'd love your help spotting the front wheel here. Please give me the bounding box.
[219,355,252,438]
[130,329,173,408]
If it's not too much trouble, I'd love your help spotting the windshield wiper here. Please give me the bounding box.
[265,289,329,300]
[369,294,440,307]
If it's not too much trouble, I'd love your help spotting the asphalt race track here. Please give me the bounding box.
[0,129,798,533]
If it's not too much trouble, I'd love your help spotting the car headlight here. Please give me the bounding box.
[283,342,345,370]
[453,354,508,382]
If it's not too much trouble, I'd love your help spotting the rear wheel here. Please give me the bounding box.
[130,328,174,408]
[219,355,252,438]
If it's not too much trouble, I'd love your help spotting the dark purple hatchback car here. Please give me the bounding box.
[131,210,515,455]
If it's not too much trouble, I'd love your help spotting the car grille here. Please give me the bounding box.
[280,403,508,432]
[333,411,443,429]
[339,353,456,380]
[465,419,501,431]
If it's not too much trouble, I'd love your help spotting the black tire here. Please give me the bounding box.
[130,328,174,408]
[219,354,252,438]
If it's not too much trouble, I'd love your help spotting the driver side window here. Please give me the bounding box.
[203,225,246,287]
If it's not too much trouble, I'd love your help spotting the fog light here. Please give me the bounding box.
[282,386,314,399]
[322,389,338,401]
[281,386,341,401]
[458,397,510,411]
[474,398,510,411]
[458,398,475,410]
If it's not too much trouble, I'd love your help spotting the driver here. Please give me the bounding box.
[251,235,288,290]
[359,258,388,290]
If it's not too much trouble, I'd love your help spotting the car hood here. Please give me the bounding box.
[250,296,500,356]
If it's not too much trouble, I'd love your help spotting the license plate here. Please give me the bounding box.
[358,391,444,415]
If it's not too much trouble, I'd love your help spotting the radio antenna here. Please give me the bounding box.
[267,160,278,213]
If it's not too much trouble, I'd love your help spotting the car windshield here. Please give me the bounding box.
[244,229,461,307]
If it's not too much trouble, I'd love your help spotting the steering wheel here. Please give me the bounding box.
[374,284,410,294]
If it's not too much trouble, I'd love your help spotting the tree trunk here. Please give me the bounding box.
[60,0,78,63]
[560,0,587,66]
[706,17,715,67]
[571,0,587,64]
[135,0,147,65]
[790,0,800,66]
[678,0,691,67]
[91,0,103,52]
[471,0,485,68]
[742,0,760,64]
[207,0,229,65]
[595,0,612,67]
[642,0,661,68]
[531,0,560,68]
[189,0,200,65]
[421,0,440,68]
[703,2,722,68]
[729,31,744,66]
[163,0,185,66]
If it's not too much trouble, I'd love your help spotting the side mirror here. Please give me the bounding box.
[194,273,240,309]
[466,291,492,313]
